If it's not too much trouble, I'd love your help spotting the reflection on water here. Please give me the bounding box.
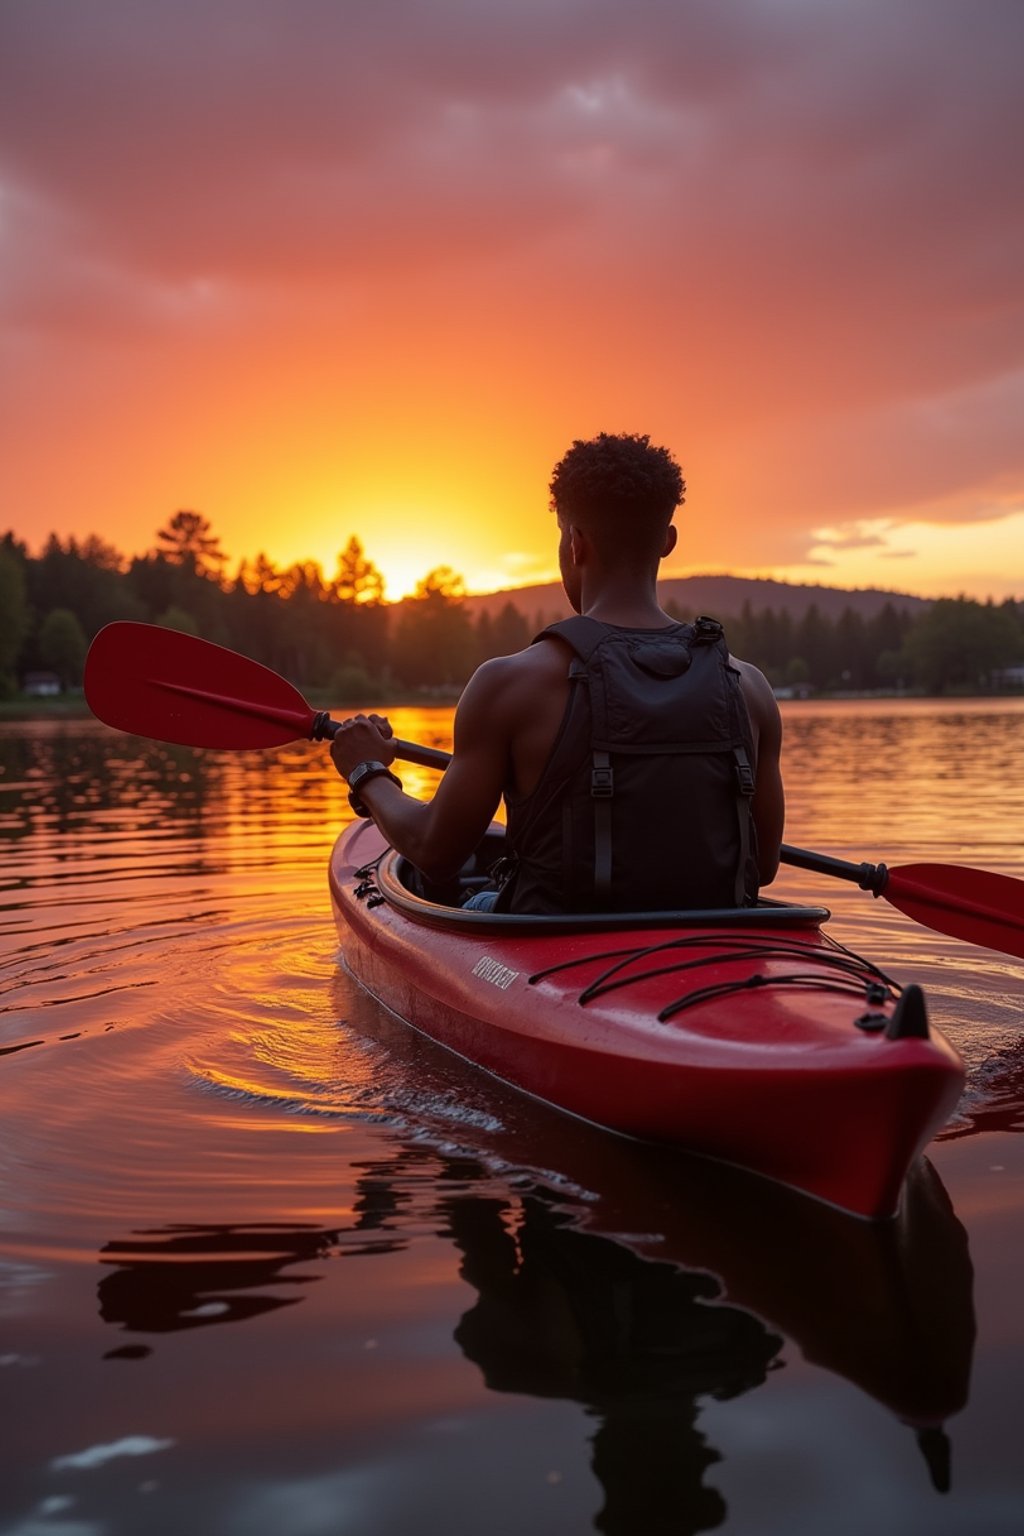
[1,702,1023,1534]
[92,1192,778,1534]
[940,1038,1024,1140]
[449,1189,776,1536]
[776,698,1024,874]
[99,1224,391,1347]
[92,1135,974,1530]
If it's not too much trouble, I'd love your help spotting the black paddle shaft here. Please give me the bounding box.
[310,714,452,773]
[781,843,888,896]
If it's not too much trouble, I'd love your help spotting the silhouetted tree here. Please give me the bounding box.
[474,601,530,664]
[331,536,385,606]
[491,600,529,657]
[28,532,142,638]
[866,602,912,668]
[154,605,199,636]
[834,608,868,690]
[474,609,494,666]
[902,597,1021,693]
[37,608,88,688]
[126,552,180,619]
[326,537,390,685]
[233,552,283,597]
[80,534,125,572]
[126,549,228,643]
[155,510,227,580]
[795,604,833,690]
[392,567,475,687]
[277,561,331,685]
[0,545,30,694]
[5,515,1022,701]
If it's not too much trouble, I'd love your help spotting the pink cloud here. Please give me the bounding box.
[1,0,1022,578]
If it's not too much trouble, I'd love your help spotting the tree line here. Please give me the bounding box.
[2,511,1022,701]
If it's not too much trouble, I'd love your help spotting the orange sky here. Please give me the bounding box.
[2,1,1023,600]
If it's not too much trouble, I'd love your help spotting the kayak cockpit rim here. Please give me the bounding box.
[362,847,831,935]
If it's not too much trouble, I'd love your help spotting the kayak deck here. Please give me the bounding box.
[329,822,965,1219]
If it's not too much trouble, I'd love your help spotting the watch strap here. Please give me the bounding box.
[346,760,402,819]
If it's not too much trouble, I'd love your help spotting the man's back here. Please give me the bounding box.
[481,617,777,912]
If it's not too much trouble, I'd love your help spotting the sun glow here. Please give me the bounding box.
[301,515,478,602]
[292,474,559,600]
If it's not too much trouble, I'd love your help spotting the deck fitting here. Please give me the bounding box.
[886,983,929,1040]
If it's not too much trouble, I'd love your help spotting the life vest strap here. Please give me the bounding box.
[592,750,614,898]
[733,745,756,905]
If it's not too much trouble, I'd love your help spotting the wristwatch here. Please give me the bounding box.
[346,759,402,819]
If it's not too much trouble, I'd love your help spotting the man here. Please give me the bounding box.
[330,432,783,912]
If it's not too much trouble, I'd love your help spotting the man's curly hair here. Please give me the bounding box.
[549,433,685,531]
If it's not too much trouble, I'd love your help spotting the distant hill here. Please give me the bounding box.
[462,574,929,626]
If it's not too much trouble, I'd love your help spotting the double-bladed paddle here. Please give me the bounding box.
[84,622,1024,961]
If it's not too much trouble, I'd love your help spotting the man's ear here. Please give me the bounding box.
[569,525,588,566]
[662,525,678,559]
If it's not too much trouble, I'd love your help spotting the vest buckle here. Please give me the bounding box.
[734,748,755,796]
[693,615,724,644]
[591,765,614,798]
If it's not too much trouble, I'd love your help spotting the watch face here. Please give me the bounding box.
[350,761,383,789]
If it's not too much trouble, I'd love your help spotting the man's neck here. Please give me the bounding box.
[578,572,672,628]
[582,602,674,628]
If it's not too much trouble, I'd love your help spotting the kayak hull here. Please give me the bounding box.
[329,821,965,1219]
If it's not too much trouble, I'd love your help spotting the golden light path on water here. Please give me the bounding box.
[1,700,1023,1535]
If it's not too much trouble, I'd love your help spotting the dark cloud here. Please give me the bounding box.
[4,0,1022,286]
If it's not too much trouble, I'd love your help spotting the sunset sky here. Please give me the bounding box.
[2,1,1023,600]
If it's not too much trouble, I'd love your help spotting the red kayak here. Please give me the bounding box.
[329,821,965,1220]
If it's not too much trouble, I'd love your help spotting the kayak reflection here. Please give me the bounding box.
[567,1144,976,1435]
[96,1133,973,1518]
[439,1151,973,1525]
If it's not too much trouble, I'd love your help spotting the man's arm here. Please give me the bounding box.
[734,661,784,886]
[329,660,513,881]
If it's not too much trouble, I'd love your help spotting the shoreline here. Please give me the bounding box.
[3,686,1024,724]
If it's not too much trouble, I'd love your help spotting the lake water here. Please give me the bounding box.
[2,699,1023,1536]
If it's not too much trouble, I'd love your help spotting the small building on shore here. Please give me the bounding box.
[21,671,62,697]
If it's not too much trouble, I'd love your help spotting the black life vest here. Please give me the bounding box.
[499,615,759,914]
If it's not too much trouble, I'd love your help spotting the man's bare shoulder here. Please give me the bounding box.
[468,634,571,689]
[729,655,781,736]
[457,636,571,749]
[729,653,773,691]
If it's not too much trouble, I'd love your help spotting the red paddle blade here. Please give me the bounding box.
[885,864,1024,960]
[85,622,317,749]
